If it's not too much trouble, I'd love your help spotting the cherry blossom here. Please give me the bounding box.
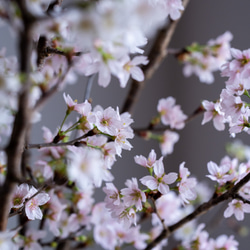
[11,183,29,209]
[224,199,250,221]
[206,160,234,185]
[25,186,50,220]
[134,149,157,168]
[0,230,18,250]
[140,157,177,194]
[159,130,180,156]
[121,178,146,211]
[67,146,110,190]
[16,229,46,250]
[103,182,121,209]
[201,100,226,131]
[157,96,187,129]
[177,162,197,204]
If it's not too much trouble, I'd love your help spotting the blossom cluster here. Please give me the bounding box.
[2,0,184,89]
[206,155,250,221]
[178,31,233,83]
[202,48,250,137]
[11,183,50,220]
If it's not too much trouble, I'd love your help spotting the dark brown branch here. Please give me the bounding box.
[121,0,190,114]
[0,1,35,231]
[144,172,250,250]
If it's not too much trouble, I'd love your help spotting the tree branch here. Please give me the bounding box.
[25,129,95,150]
[0,1,35,231]
[144,172,250,250]
[121,0,190,114]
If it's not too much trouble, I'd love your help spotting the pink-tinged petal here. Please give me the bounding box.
[140,176,158,190]
[158,183,169,194]
[202,100,214,111]
[131,56,148,66]
[98,66,111,87]
[163,172,178,184]
[130,67,144,82]
[148,149,157,164]
[153,157,164,177]
[243,203,250,213]
[134,155,147,167]
[234,209,244,221]
[230,48,242,59]
[207,161,218,175]
[213,115,225,131]
[201,111,213,125]
[224,206,233,218]
[36,193,50,206]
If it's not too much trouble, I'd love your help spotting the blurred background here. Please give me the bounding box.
[2,0,250,249]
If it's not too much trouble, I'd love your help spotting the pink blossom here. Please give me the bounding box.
[102,142,117,169]
[40,126,65,159]
[210,234,239,250]
[74,100,95,133]
[157,97,187,129]
[140,157,177,194]
[220,89,248,123]
[11,183,29,209]
[63,93,77,113]
[159,130,179,156]
[121,178,146,211]
[115,55,148,87]
[188,223,210,249]
[134,149,157,168]
[0,230,18,250]
[17,229,46,250]
[177,162,197,204]
[103,182,121,209]
[93,224,117,250]
[224,199,250,221]
[25,186,50,220]
[94,106,122,136]
[182,51,217,84]
[114,126,134,156]
[155,191,181,226]
[46,190,67,236]
[33,160,53,181]
[201,100,225,131]
[123,225,149,249]
[206,161,234,185]
[67,146,107,190]
[222,48,250,81]
[57,212,80,238]
[153,0,184,20]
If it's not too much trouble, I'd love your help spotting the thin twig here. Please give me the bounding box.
[25,129,95,150]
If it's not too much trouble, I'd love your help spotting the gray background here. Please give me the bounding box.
[2,0,250,249]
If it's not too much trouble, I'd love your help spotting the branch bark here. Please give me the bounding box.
[0,1,35,230]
